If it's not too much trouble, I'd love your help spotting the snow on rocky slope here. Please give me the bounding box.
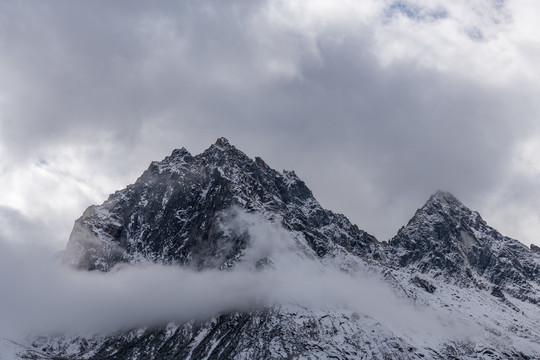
[3,138,540,360]
[389,190,540,304]
[63,137,382,272]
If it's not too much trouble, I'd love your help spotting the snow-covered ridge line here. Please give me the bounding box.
[17,137,534,360]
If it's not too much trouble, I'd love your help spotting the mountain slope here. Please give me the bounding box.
[389,190,540,304]
[63,138,381,271]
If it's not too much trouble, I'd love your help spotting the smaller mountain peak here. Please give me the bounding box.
[433,189,456,199]
[414,190,470,219]
[531,244,540,253]
[170,147,191,158]
[283,169,297,177]
[429,190,461,205]
[149,147,193,174]
[214,137,231,148]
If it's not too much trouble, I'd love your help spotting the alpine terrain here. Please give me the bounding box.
[2,138,540,359]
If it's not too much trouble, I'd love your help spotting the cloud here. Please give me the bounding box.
[0,209,466,344]
[0,0,540,248]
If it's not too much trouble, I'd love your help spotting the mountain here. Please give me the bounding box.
[6,138,540,359]
[63,137,382,272]
[389,190,540,304]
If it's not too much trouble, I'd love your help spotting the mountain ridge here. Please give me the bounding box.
[389,186,540,304]
[12,137,540,360]
[63,137,382,272]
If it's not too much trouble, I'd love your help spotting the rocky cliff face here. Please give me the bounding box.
[389,190,540,304]
[63,137,381,271]
[9,139,540,360]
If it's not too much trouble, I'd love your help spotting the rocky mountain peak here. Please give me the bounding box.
[214,136,231,148]
[170,147,191,158]
[194,138,259,177]
[205,137,243,159]
[429,190,462,207]
[390,191,540,303]
[419,190,479,222]
[63,138,380,271]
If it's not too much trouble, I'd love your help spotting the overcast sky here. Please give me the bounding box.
[1,0,539,249]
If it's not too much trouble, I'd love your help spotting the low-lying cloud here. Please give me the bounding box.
[0,210,469,347]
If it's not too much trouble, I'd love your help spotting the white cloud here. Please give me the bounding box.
[0,210,465,344]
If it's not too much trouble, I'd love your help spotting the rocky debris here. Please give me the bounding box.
[491,286,505,299]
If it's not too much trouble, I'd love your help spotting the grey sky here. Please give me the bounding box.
[1,0,539,248]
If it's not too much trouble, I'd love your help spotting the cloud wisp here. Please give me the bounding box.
[0,210,465,346]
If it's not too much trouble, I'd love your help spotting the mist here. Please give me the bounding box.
[0,209,471,347]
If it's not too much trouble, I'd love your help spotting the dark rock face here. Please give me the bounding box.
[389,191,540,303]
[491,286,506,299]
[63,138,380,271]
[531,244,540,253]
[411,276,436,294]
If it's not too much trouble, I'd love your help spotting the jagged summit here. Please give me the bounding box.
[432,189,455,198]
[417,190,472,223]
[214,136,231,148]
[424,190,472,212]
[429,189,460,204]
[390,191,540,303]
[395,190,481,241]
[63,139,380,271]
[170,147,191,157]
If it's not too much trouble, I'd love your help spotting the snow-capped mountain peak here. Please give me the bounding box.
[16,142,540,360]
[390,190,540,303]
[63,138,380,271]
